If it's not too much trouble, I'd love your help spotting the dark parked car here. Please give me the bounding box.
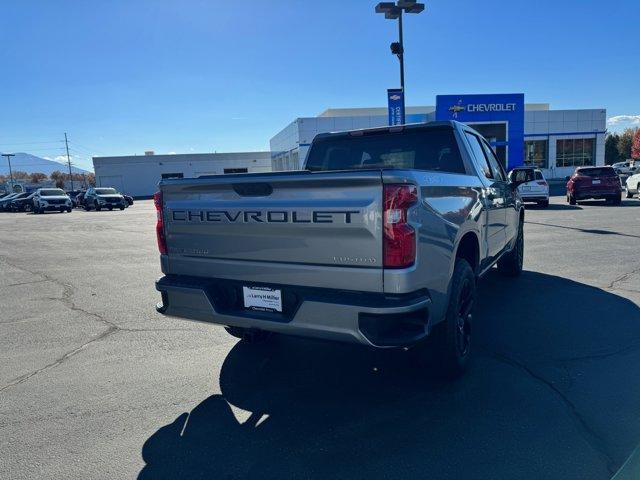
[10,193,35,212]
[0,192,26,211]
[83,187,127,211]
[74,191,86,208]
[566,166,622,205]
[66,190,83,208]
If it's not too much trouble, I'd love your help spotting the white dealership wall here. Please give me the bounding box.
[93,152,272,197]
[270,104,606,179]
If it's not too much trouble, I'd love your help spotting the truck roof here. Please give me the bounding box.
[312,120,462,141]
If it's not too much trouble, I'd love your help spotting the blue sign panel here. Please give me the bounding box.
[387,88,405,125]
[436,93,525,168]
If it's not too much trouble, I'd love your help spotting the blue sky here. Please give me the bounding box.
[0,0,638,171]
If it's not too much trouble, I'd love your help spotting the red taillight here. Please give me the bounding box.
[383,184,418,268]
[153,191,167,255]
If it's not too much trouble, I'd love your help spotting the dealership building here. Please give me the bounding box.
[270,93,606,180]
[93,151,271,197]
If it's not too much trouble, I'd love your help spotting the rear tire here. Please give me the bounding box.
[498,218,524,277]
[224,326,272,344]
[538,200,549,208]
[95,201,101,211]
[411,258,475,379]
[612,193,622,205]
[626,189,633,199]
[568,193,576,205]
[119,206,125,210]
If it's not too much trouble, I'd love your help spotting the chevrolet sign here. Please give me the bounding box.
[466,103,517,113]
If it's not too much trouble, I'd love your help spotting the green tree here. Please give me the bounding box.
[618,128,638,160]
[605,133,621,165]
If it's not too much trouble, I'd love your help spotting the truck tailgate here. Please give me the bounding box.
[161,171,384,292]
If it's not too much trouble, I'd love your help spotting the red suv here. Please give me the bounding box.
[566,166,622,205]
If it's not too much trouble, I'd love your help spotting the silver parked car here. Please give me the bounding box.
[32,188,72,214]
[83,187,127,211]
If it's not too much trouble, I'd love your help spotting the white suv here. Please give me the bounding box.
[32,188,72,214]
[508,167,550,207]
[626,172,640,198]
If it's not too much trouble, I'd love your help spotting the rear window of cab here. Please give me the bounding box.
[305,127,466,175]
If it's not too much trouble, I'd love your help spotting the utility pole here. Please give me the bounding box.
[2,153,15,189]
[64,133,74,191]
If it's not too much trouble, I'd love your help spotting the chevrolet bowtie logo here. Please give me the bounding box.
[449,104,465,113]
[389,94,401,101]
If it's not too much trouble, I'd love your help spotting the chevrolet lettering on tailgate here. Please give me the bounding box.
[171,210,360,224]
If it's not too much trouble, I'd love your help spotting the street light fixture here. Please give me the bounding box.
[375,0,426,122]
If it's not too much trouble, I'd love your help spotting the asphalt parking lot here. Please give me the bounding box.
[1,197,640,479]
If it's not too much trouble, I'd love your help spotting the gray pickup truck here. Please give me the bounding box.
[155,121,525,377]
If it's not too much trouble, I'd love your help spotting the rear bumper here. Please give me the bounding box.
[574,189,621,200]
[155,275,432,348]
[520,194,548,202]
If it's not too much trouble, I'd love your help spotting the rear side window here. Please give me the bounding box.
[464,132,493,179]
[509,169,535,183]
[535,171,543,180]
[480,139,506,182]
[305,127,466,174]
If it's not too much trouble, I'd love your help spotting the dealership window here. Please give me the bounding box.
[524,140,548,168]
[556,138,595,167]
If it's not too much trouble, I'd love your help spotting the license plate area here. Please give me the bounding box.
[592,179,601,185]
[243,286,283,313]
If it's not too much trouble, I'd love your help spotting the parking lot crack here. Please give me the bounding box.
[480,347,616,474]
[0,325,118,393]
[0,255,124,391]
[604,266,640,292]
[554,341,640,363]
[0,255,119,332]
[5,278,50,287]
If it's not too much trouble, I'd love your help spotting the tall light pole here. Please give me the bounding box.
[2,153,15,189]
[375,1,425,123]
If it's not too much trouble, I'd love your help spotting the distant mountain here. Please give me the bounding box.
[0,152,91,176]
